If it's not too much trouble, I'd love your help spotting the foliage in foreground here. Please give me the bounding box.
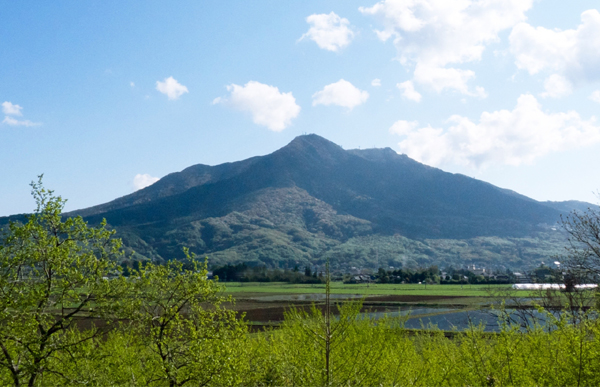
[0,179,246,387]
[3,300,600,386]
[3,180,600,386]
[256,306,600,387]
[0,177,126,386]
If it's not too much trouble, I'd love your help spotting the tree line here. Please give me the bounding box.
[212,263,324,283]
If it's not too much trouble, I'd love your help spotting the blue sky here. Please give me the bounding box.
[2,0,600,216]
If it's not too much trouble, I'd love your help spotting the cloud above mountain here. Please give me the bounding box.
[215,81,301,131]
[391,94,600,168]
[510,9,600,96]
[360,0,533,97]
[312,79,369,109]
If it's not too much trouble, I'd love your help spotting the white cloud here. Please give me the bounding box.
[360,0,533,95]
[133,174,159,191]
[510,10,600,87]
[156,76,189,100]
[216,81,300,131]
[371,78,382,87]
[2,101,23,116]
[1,102,40,127]
[590,90,600,103]
[2,116,41,127]
[389,120,418,135]
[413,65,487,98]
[130,82,135,88]
[312,79,369,109]
[540,74,573,98]
[396,81,421,102]
[390,94,600,168]
[300,12,354,52]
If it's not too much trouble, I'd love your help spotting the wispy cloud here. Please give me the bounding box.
[1,101,41,127]
[2,116,41,127]
[397,81,422,102]
[540,74,573,98]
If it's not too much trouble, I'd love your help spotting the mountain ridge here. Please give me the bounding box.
[3,134,596,270]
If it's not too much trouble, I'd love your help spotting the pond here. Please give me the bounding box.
[365,307,552,332]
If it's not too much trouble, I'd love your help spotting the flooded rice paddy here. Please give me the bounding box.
[230,293,541,332]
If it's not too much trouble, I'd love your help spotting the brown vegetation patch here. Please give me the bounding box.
[364,295,467,302]
[238,304,391,322]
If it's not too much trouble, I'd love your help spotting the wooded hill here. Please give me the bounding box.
[2,135,595,270]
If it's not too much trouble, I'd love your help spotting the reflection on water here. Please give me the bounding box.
[245,293,573,332]
[404,309,504,332]
[366,307,551,332]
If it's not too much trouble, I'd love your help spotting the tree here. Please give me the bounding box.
[126,249,247,387]
[560,202,600,283]
[304,266,312,277]
[0,176,126,386]
[498,202,600,327]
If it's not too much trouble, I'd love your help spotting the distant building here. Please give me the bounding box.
[466,264,490,277]
[513,272,533,283]
[345,275,373,284]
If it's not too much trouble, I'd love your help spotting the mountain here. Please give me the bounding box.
[3,135,587,270]
[542,200,600,214]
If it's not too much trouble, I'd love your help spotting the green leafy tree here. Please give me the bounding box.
[126,250,247,387]
[0,177,125,386]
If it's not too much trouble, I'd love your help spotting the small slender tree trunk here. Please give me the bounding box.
[0,341,21,387]
[325,259,331,386]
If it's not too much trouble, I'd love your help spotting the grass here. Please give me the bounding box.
[222,281,523,297]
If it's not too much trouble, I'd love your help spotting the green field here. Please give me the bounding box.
[222,281,520,297]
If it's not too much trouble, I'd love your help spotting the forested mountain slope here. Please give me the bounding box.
[2,135,591,270]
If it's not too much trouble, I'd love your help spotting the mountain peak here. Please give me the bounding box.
[286,134,343,151]
[275,134,347,165]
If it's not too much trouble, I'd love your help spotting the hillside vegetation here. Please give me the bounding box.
[2,135,592,271]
